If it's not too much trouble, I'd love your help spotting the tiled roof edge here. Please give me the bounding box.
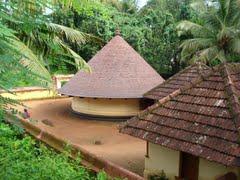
[220,63,240,142]
[138,65,214,120]
[118,90,177,131]
[144,62,210,99]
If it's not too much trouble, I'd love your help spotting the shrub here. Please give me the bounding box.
[0,122,99,180]
[149,170,169,180]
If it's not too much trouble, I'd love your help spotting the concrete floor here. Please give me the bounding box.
[18,98,145,175]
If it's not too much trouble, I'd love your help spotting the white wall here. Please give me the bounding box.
[199,158,240,180]
[145,143,180,180]
[145,142,240,180]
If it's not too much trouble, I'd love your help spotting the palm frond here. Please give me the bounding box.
[46,23,87,45]
[9,38,52,86]
[177,21,211,37]
[66,47,91,72]
[229,38,240,53]
[54,37,91,72]
[204,13,223,31]
[46,23,103,45]
[230,0,240,26]
[180,38,214,62]
[217,26,236,42]
[180,0,240,65]
[198,46,219,62]
[180,38,214,51]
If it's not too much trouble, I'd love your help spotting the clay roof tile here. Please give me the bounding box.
[59,34,164,98]
[120,63,240,167]
[144,62,211,100]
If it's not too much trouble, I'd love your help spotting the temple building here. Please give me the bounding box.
[120,63,240,180]
[59,31,163,118]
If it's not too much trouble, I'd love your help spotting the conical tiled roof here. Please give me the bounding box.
[59,34,164,98]
[120,63,240,167]
[144,63,211,100]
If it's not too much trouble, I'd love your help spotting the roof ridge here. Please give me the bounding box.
[220,63,240,142]
[144,62,210,98]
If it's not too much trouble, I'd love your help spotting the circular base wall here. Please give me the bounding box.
[71,97,140,118]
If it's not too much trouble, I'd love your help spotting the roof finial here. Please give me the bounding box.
[115,29,121,36]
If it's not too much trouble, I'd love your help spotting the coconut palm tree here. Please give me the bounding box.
[3,0,102,83]
[0,13,31,118]
[177,0,240,65]
[0,0,101,119]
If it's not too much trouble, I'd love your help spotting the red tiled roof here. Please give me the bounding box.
[59,35,164,98]
[144,63,211,100]
[120,63,240,167]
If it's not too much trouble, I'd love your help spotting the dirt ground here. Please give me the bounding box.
[18,98,145,175]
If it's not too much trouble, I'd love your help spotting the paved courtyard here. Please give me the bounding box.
[19,98,145,175]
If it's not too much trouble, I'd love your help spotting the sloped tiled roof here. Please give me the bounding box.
[120,63,240,167]
[144,63,211,100]
[59,34,164,98]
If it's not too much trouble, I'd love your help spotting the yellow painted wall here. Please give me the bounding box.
[144,143,180,180]
[145,142,240,180]
[71,97,140,117]
[1,89,56,100]
[199,158,240,180]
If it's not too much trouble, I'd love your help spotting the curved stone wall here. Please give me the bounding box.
[71,97,140,117]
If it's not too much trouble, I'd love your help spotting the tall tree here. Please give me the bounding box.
[4,0,102,78]
[177,0,240,65]
[0,0,99,120]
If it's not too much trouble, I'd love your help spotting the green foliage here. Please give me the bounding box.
[1,63,39,88]
[0,122,108,180]
[97,171,109,180]
[177,0,240,65]
[1,0,97,82]
[53,0,196,76]
[149,170,168,180]
[0,0,197,81]
[0,3,108,178]
[0,0,100,123]
[137,3,180,75]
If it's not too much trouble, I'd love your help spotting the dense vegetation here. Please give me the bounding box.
[53,0,195,76]
[178,0,240,65]
[0,121,110,179]
[51,0,239,76]
[0,1,96,86]
[0,1,106,179]
[2,0,239,86]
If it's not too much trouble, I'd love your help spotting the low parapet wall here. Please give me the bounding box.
[0,74,73,101]
[20,119,143,180]
[0,87,58,100]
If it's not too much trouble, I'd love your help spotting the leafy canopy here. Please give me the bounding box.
[3,0,102,81]
[0,122,108,179]
[177,0,240,65]
[55,0,195,76]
